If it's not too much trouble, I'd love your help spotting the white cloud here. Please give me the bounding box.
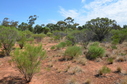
[59,7,79,18]
[59,0,127,26]
[81,0,86,3]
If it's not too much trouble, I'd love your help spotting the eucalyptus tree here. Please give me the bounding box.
[34,24,43,34]
[27,15,38,32]
[85,17,117,42]
[64,17,74,28]
[18,22,29,31]
[1,18,18,28]
[56,20,67,31]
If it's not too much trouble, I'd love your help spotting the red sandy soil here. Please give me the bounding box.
[0,37,127,84]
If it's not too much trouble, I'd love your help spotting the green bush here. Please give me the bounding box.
[86,45,105,60]
[64,46,82,60]
[33,33,46,43]
[53,31,67,40]
[90,42,99,46]
[107,57,114,64]
[0,26,19,56]
[46,32,52,37]
[56,42,66,49]
[111,45,117,49]
[50,46,56,50]
[111,29,127,44]
[65,40,72,46]
[17,31,27,49]
[98,66,111,76]
[12,44,46,83]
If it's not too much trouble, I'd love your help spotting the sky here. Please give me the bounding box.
[0,0,127,27]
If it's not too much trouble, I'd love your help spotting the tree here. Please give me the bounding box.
[28,15,38,26]
[12,44,46,83]
[18,22,29,31]
[57,21,67,31]
[123,25,127,29]
[46,23,57,32]
[85,17,117,41]
[1,18,10,27]
[64,17,74,28]
[0,26,19,56]
[33,24,43,34]
[27,15,38,32]
[1,18,18,28]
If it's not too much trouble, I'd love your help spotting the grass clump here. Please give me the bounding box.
[64,46,82,60]
[56,42,66,49]
[12,44,46,83]
[50,46,56,50]
[98,66,111,77]
[107,57,114,64]
[86,44,105,60]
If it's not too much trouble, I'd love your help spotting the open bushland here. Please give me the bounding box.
[1,17,127,84]
[0,37,127,84]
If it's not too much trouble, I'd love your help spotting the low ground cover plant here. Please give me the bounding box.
[64,46,82,60]
[86,42,105,60]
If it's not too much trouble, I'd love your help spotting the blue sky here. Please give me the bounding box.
[0,0,127,26]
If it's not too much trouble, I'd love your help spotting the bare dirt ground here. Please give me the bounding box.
[0,37,127,84]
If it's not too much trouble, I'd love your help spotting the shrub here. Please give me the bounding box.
[33,33,46,43]
[56,42,66,49]
[53,31,67,40]
[111,45,117,49]
[64,46,82,60]
[12,44,46,83]
[107,57,114,64]
[46,32,52,37]
[66,29,96,45]
[86,45,105,60]
[17,31,27,49]
[65,40,73,46]
[90,42,99,46]
[111,29,127,44]
[98,66,111,76]
[0,26,19,56]
[50,46,56,50]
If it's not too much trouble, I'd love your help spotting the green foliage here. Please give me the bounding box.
[111,29,127,44]
[111,45,117,49]
[86,17,117,41]
[65,40,72,46]
[50,46,56,50]
[56,42,66,49]
[12,44,46,83]
[64,46,82,60]
[51,41,72,50]
[46,32,52,37]
[66,29,94,45]
[0,26,19,56]
[66,30,85,45]
[18,22,29,31]
[107,57,114,64]
[90,42,99,46]
[86,43,105,60]
[17,31,27,49]
[98,66,111,76]
[33,33,46,43]
[52,31,67,40]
